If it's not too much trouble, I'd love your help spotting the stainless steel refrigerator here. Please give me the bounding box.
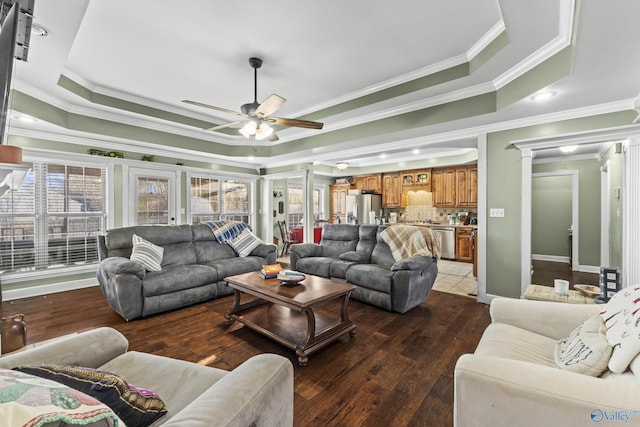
[346,194,382,224]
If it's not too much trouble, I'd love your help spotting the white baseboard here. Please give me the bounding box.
[2,279,98,301]
[532,254,570,263]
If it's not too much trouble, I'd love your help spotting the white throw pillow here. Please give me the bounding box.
[600,285,640,373]
[228,229,262,257]
[554,314,612,377]
[130,234,164,271]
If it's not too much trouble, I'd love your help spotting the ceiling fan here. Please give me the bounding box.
[183,57,324,142]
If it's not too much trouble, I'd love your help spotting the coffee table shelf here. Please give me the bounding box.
[225,272,356,366]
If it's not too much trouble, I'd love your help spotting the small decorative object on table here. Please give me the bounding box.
[277,270,305,285]
[260,263,282,279]
[0,313,27,354]
[574,284,600,298]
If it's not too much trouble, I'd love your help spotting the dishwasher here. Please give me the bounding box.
[431,226,456,259]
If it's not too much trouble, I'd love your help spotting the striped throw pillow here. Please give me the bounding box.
[130,234,164,271]
[228,229,263,257]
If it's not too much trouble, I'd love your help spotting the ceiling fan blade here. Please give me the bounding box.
[255,94,286,117]
[204,120,247,132]
[271,117,324,130]
[182,100,245,117]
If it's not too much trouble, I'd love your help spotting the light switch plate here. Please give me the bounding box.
[490,208,505,217]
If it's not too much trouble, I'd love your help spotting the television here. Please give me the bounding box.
[0,1,34,162]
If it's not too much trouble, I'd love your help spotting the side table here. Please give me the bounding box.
[524,284,596,304]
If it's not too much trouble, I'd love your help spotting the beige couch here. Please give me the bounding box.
[0,327,294,426]
[454,297,640,427]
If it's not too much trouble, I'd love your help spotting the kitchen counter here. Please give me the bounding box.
[398,222,477,228]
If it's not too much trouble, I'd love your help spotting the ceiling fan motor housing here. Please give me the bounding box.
[241,101,260,116]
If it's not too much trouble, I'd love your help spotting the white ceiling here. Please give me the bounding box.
[8,0,640,171]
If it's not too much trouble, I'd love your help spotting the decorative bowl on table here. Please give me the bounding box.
[574,284,600,298]
[277,272,306,285]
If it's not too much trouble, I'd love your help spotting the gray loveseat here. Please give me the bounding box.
[0,327,293,426]
[97,224,276,321]
[289,224,438,313]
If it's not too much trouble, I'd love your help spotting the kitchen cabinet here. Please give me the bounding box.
[456,165,478,207]
[382,172,401,208]
[455,227,474,262]
[353,173,382,194]
[329,184,350,224]
[432,168,456,207]
[401,169,431,190]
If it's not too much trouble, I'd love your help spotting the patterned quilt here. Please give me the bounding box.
[380,225,436,262]
[205,221,249,243]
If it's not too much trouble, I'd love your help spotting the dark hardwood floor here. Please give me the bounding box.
[531,259,599,289]
[1,286,490,427]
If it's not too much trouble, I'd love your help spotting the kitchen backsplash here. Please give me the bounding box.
[383,206,477,223]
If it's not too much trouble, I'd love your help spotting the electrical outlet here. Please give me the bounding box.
[490,208,505,218]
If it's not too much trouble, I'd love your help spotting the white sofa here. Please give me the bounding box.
[0,327,294,426]
[454,297,640,427]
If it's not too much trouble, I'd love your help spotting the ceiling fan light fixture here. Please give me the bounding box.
[239,121,257,138]
[336,161,349,170]
[255,122,274,140]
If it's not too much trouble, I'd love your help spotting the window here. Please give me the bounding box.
[287,182,303,226]
[136,176,169,225]
[190,175,251,224]
[0,163,107,274]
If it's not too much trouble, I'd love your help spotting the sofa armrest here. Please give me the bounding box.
[391,255,435,271]
[289,243,323,269]
[100,256,146,279]
[161,354,294,427]
[454,354,640,427]
[250,243,277,264]
[0,327,129,369]
[489,297,601,340]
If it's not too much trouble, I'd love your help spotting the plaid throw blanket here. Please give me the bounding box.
[420,226,441,260]
[380,225,435,262]
[205,221,249,243]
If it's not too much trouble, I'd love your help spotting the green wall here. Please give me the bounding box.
[533,158,602,267]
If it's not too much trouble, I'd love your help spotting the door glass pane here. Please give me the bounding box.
[190,176,219,224]
[137,176,169,225]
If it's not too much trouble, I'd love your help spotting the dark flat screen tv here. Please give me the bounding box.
[0,3,19,145]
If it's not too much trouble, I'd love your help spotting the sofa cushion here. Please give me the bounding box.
[346,264,393,294]
[600,285,640,373]
[0,368,120,427]
[194,240,239,263]
[474,323,557,367]
[161,242,198,267]
[329,259,356,279]
[295,257,334,278]
[142,265,219,297]
[15,365,167,427]
[205,256,265,279]
[228,229,263,257]
[130,234,164,272]
[554,314,612,377]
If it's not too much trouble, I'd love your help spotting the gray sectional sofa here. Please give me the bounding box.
[97,224,276,321]
[289,224,438,313]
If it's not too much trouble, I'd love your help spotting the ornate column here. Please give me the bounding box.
[623,137,640,287]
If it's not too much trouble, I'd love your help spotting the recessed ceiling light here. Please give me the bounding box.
[412,148,420,155]
[559,145,578,153]
[379,153,387,159]
[530,91,557,101]
[31,23,49,37]
[11,113,38,123]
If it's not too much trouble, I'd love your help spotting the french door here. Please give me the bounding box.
[125,167,179,226]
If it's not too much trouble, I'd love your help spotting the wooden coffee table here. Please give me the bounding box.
[224,272,356,366]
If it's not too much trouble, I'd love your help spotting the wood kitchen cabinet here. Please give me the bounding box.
[432,168,456,207]
[401,169,431,190]
[455,227,474,262]
[382,172,401,208]
[353,173,382,194]
[456,165,478,207]
[329,184,350,224]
